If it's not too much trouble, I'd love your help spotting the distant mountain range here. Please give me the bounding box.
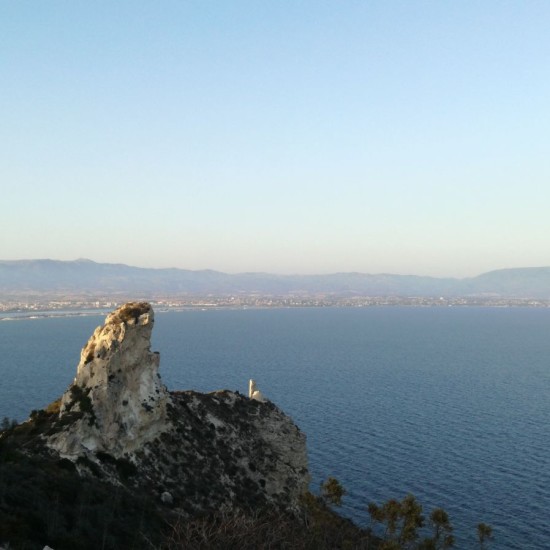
[1,259,550,299]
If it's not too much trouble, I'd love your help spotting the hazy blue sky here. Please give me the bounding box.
[2,1,549,277]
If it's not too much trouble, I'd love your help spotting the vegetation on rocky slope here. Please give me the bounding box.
[0,415,367,549]
[1,416,493,550]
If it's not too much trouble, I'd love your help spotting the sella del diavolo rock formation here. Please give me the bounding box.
[13,302,310,516]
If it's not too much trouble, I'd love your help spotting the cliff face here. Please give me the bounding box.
[43,302,309,514]
[50,302,170,456]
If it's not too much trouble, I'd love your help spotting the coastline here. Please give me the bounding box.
[2,299,550,322]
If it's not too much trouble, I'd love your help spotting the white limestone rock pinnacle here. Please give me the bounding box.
[49,302,171,457]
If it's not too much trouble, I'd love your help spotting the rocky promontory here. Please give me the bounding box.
[0,302,316,549]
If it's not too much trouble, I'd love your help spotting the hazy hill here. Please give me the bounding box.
[0,259,549,299]
[461,267,550,298]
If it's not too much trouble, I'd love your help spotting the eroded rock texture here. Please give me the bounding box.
[44,302,309,514]
[50,302,170,456]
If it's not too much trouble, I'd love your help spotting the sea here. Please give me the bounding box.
[1,306,549,549]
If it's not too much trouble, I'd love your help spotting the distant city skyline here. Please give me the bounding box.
[2,2,550,278]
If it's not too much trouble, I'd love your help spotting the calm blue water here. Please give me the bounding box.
[1,307,549,548]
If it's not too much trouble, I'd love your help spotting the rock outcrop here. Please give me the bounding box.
[50,302,170,456]
[43,302,309,515]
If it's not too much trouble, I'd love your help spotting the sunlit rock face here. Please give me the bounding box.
[44,302,310,514]
[50,302,171,456]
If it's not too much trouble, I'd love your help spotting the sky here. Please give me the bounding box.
[2,1,550,277]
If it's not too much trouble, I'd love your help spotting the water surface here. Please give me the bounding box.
[1,307,549,548]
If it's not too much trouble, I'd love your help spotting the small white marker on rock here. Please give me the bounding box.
[249,379,266,402]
